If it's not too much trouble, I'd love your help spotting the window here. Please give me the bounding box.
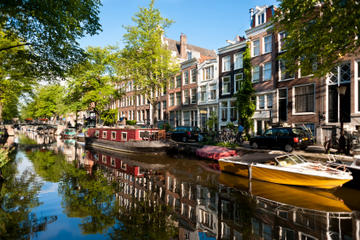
[102,131,107,139]
[203,66,214,80]
[183,111,190,126]
[221,102,228,121]
[183,71,189,85]
[191,89,197,104]
[222,76,231,94]
[252,66,260,82]
[176,75,181,88]
[121,132,127,141]
[209,84,216,100]
[264,35,272,53]
[111,131,116,140]
[358,61,360,112]
[176,92,181,105]
[95,130,99,138]
[279,60,294,80]
[258,95,265,109]
[234,53,243,70]
[267,94,273,109]
[102,155,107,163]
[230,101,237,121]
[263,62,272,81]
[256,12,265,26]
[191,69,197,83]
[200,86,206,102]
[253,39,260,56]
[294,84,315,113]
[183,89,190,104]
[279,32,287,52]
[234,73,243,92]
[169,93,174,106]
[169,77,175,89]
[222,56,230,72]
[187,51,192,60]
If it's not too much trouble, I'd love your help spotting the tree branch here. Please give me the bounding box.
[0,43,32,52]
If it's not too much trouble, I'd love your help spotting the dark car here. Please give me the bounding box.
[169,126,202,142]
[250,127,313,152]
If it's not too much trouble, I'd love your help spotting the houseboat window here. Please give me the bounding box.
[111,158,115,166]
[95,130,99,138]
[122,132,127,141]
[94,154,98,160]
[121,161,127,170]
[111,131,116,140]
[102,131,107,139]
[102,155,107,163]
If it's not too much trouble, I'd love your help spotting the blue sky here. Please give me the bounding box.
[79,0,278,51]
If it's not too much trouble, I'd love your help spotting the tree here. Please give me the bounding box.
[236,45,255,135]
[0,0,102,77]
[274,0,360,77]
[66,46,121,124]
[120,0,179,126]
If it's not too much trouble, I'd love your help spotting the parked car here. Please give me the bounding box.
[250,127,313,152]
[169,126,202,142]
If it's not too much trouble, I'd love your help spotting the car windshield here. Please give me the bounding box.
[275,155,305,166]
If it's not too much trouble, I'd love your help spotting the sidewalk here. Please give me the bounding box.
[236,142,354,162]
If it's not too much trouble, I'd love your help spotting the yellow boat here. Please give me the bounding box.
[219,173,351,212]
[218,153,352,189]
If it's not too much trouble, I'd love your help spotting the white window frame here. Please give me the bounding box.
[191,88,197,104]
[267,94,273,109]
[111,131,116,140]
[183,89,190,105]
[222,56,231,72]
[263,35,272,54]
[252,39,260,57]
[252,66,260,83]
[222,76,231,95]
[278,31,287,53]
[258,95,265,110]
[234,53,243,70]
[200,86,206,102]
[190,68,197,83]
[209,84,216,100]
[234,73,243,92]
[203,66,214,81]
[95,130,99,138]
[102,155,107,163]
[279,60,294,81]
[292,83,316,115]
[183,71,189,85]
[121,132,128,141]
[102,131,107,139]
[256,11,266,26]
[263,62,272,81]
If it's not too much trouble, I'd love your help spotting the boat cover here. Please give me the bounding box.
[196,145,237,160]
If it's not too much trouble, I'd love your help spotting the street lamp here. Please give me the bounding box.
[337,85,347,153]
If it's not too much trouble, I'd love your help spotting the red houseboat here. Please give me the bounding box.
[86,127,170,153]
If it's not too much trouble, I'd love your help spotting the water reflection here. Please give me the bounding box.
[5,133,360,239]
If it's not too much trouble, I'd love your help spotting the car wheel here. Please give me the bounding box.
[284,144,294,152]
[182,136,187,143]
[251,142,259,149]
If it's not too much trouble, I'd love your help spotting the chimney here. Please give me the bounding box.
[180,33,187,59]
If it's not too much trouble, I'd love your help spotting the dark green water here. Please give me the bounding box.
[0,133,359,239]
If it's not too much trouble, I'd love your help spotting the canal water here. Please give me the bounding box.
[1,132,360,239]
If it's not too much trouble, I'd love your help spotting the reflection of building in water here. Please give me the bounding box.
[88,150,360,240]
[218,186,358,240]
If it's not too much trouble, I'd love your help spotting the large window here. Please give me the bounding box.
[278,32,287,52]
[279,88,288,122]
[253,39,260,57]
[263,62,272,81]
[221,102,228,121]
[234,53,243,70]
[191,69,197,83]
[230,101,237,121]
[264,35,272,53]
[258,95,265,110]
[200,86,206,102]
[209,84,216,100]
[183,89,190,105]
[203,66,214,80]
[294,84,315,113]
[279,60,294,81]
[191,89,197,104]
[234,73,243,92]
[176,92,181,106]
[176,75,181,88]
[267,94,273,109]
[252,66,260,82]
[222,76,231,94]
[222,56,230,72]
[183,71,189,85]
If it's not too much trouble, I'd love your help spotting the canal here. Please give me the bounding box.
[1,132,360,239]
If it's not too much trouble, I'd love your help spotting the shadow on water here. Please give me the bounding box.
[1,132,359,239]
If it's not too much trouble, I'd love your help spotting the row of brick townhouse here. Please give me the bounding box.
[111,4,359,144]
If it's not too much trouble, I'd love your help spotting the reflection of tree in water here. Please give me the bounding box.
[58,163,117,234]
[109,194,178,240]
[0,155,47,239]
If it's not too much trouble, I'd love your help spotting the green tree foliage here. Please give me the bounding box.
[21,85,66,120]
[120,0,179,125]
[0,0,102,78]
[274,0,360,77]
[100,109,118,126]
[66,46,121,122]
[236,45,255,134]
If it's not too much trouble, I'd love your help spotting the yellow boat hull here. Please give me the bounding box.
[219,160,351,189]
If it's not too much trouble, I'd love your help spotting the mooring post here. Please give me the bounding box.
[248,164,252,194]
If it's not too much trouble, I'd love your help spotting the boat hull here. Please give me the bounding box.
[219,160,351,189]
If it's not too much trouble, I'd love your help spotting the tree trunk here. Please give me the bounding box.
[0,102,2,123]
